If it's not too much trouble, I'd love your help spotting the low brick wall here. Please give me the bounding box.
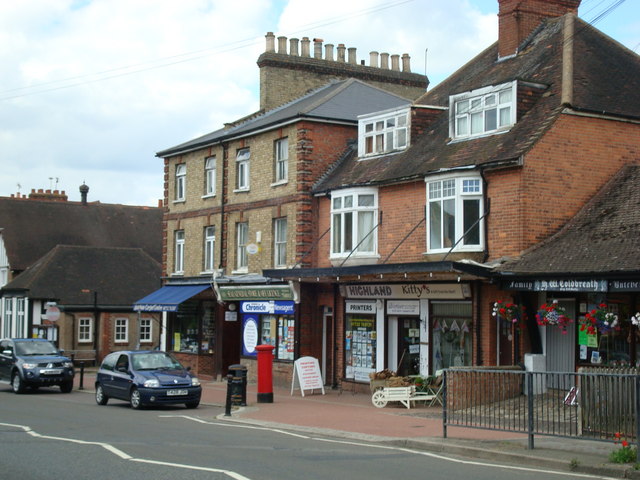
[447,366,524,411]
[242,357,294,389]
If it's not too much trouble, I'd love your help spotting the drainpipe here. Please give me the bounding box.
[219,143,228,273]
[332,283,338,389]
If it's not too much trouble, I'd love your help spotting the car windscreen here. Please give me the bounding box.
[131,353,183,371]
[15,341,58,356]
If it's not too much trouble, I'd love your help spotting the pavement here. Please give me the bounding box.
[75,370,640,479]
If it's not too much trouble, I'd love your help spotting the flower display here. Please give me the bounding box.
[536,300,572,334]
[580,303,619,335]
[630,313,640,327]
[492,301,524,323]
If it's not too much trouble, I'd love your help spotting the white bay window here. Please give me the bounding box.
[451,82,516,140]
[427,174,483,252]
[331,188,378,260]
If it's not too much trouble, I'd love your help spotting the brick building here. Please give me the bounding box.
[0,186,163,364]
[264,0,640,389]
[138,35,428,382]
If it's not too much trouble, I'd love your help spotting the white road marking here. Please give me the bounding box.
[162,416,619,480]
[0,422,252,479]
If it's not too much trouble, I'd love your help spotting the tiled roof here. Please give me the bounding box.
[497,165,640,275]
[314,16,640,193]
[156,79,410,157]
[2,245,162,307]
[0,198,163,271]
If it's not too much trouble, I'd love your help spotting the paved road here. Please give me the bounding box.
[0,386,615,480]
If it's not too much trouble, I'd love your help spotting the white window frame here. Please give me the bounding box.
[273,218,287,268]
[174,230,185,274]
[236,222,248,271]
[358,107,409,158]
[450,81,517,140]
[204,156,216,197]
[16,298,25,337]
[426,173,484,253]
[236,148,250,191]
[3,298,13,338]
[330,188,379,259]
[175,164,186,202]
[139,318,152,343]
[78,317,93,343]
[274,138,288,184]
[115,318,129,343]
[203,226,216,273]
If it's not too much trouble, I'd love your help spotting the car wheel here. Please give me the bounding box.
[60,381,73,393]
[130,387,143,409]
[95,384,109,405]
[11,373,25,394]
[185,401,200,409]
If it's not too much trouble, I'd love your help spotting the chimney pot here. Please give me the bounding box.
[337,44,346,62]
[348,47,357,64]
[391,54,400,71]
[402,53,411,72]
[80,183,89,205]
[369,51,379,68]
[289,38,299,56]
[313,38,323,59]
[301,37,311,57]
[265,32,275,53]
[380,52,389,69]
[325,43,334,61]
[277,36,287,54]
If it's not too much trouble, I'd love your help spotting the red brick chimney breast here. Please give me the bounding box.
[498,0,581,58]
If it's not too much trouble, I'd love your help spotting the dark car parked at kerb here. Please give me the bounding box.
[95,350,202,409]
[0,338,75,393]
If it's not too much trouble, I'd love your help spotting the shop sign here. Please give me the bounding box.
[240,301,295,314]
[386,300,420,316]
[219,285,294,301]
[242,315,259,356]
[291,356,325,396]
[342,283,469,300]
[610,280,640,292]
[346,300,377,314]
[504,279,608,292]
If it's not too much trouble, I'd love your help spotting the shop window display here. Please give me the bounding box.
[345,314,376,382]
[172,301,216,354]
[261,315,295,361]
[432,302,472,371]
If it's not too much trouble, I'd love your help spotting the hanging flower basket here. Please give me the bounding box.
[492,300,526,328]
[536,300,572,334]
[630,313,640,328]
[580,303,619,335]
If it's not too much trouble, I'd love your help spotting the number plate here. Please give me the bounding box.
[41,369,62,375]
[167,389,188,396]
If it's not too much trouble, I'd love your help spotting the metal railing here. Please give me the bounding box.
[442,367,640,455]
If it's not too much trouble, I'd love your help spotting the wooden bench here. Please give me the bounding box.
[371,386,435,409]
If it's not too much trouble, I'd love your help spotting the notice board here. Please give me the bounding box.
[291,356,325,397]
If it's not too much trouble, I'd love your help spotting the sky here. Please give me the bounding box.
[1,0,638,206]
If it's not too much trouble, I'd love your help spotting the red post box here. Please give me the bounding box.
[256,344,275,403]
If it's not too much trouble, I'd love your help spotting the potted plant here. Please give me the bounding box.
[536,300,572,334]
[580,303,619,335]
[492,300,526,329]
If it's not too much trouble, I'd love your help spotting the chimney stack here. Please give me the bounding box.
[498,0,581,58]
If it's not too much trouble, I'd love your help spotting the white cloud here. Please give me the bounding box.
[0,0,636,205]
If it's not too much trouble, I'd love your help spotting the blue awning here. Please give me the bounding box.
[133,284,211,312]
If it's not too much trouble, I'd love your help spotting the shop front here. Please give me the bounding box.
[502,277,640,371]
[341,282,473,383]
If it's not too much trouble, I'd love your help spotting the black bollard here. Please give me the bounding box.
[79,362,85,390]
[224,374,233,416]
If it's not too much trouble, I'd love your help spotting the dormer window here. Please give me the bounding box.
[450,82,516,140]
[358,107,409,157]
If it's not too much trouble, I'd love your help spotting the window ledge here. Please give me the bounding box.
[172,199,186,204]
[233,188,250,193]
[232,268,249,275]
[270,180,288,187]
[170,272,184,277]
[329,254,380,267]
[201,194,216,199]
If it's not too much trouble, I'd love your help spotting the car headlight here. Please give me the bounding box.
[63,362,74,368]
[191,377,201,387]
[143,379,160,388]
[22,363,37,369]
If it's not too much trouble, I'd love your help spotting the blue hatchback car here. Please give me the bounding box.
[95,350,201,409]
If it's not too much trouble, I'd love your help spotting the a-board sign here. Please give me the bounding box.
[291,356,325,397]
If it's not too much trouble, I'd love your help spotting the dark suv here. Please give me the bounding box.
[0,338,75,393]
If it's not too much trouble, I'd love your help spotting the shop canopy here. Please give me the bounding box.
[133,284,211,312]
